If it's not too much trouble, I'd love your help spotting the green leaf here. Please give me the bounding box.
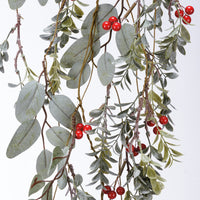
[46,126,72,148]
[8,0,26,9]
[163,145,169,162]
[165,72,178,79]
[36,150,53,179]
[38,0,48,6]
[171,149,183,157]
[180,25,191,43]
[74,174,83,187]
[141,154,151,163]
[147,166,157,179]
[158,139,164,153]
[60,37,100,68]
[57,161,68,190]
[81,4,118,38]
[6,119,41,158]
[15,81,45,123]
[67,62,90,88]
[73,4,84,17]
[177,45,186,55]
[150,179,164,195]
[41,182,52,200]
[116,23,136,56]
[49,95,82,130]
[165,44,173,59]
[97,52,115,86]
[89,109,103,118]
[145,0,161,13]
[29,174,45,196]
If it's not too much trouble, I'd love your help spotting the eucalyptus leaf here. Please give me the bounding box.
[29,174,45,196]
[57,161,68,190]
[36,149,53,179]
[15,80,45,123]
[49,95,82,130]
[116,23,136,56]
[60,37,100,68]
[97,52,115,86]
[8,0,26,10]
[46,126,72,148]
[41,182,52,200]
[74,174,83,187]
[81,4,118,38]
[67,62,90,88]
[6,119,41,158]
[38,0,48,6]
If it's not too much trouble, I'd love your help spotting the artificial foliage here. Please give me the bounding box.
[0,0,194,199]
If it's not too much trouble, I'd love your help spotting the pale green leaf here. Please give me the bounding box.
[74,174,83,187]
[29,174,45,196]
[38,0,48,6]
[158,139,164,153]
[147,166,157,179]
[41,182,52,200]
[6,119,41,158]
[116,23,136,56]
[8,0,26,9]
[36,150,53,179]
[67,62,90,88]
[49,95,82,130]
[46,126,72,148]
[181,25,191,43]
[15,80,45,123]
[60,37,100,68]
[97,52,115,86]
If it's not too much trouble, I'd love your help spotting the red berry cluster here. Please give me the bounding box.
[102,185,125,199]
[175,5,194,24]
[126,143,147,156]
[75,123,92,139]
[147,116,168,135]
[102,16,121,31]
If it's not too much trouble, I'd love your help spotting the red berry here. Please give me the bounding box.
[159,116,168,125]
[75,130,83,139]
[182,15,191,24]
[133,150,139,156]
[116,186,125,195]
[137,143,147,151]
[102,185,111,194]
[83,125,92,133]
[147,120,155,127]
[108,191,117,199]
[112,22,121,31]
[185,6,194,15]
[76,123,84,131]
[153,126,161,135]
[109,16,118,24]
[102,21,111,30]
[175,9,184,18]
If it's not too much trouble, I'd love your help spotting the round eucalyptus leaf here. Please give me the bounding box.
[8,0,26,10]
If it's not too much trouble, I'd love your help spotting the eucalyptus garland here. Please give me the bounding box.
[1,0,193,199]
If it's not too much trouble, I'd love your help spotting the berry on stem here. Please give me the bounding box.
[175,9,184,18]
[102,185,111,194]
[102,21,111,30]
[83,125,92,133]
[185,6,194,15]
[112,22,121,31]
[75,130,83,139]
[137,143,147,151]
[153,126,161,135]
[182,15,191,24]
[116,186,125,195]
[147,120,155,127]
[159,116,168,125]
[108,191,117,199]
[76,123,84,131]
[109,16,118,24]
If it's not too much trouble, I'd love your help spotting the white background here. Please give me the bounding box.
[0,0,200,200]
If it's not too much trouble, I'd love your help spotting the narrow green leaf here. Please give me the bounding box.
[41,182,52,200]
[6,119,41,158]
[97,52,115,86]
[163,145,169,162]
[181,25,191,42]
[158,139,164,153]
[171,149,183,157]
[165,72,178,79]
[15,81,45,123]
